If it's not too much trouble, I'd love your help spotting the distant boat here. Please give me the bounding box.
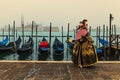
[38,37,50,60]
[53,37,64,60]
[0,36,9,46]
[17,37,34,57]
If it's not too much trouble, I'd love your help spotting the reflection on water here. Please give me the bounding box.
[0,48,72,61]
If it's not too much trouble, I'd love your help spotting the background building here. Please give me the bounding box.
[0,24,59,32]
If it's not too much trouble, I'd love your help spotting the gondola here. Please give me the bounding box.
[97,37,118,60]
[17,37,34,57]
[38,37,50,60]
[67,42,74,54]
[66,37,105,60]
[0,36,9,46]
[95,37,109,60]
[53,37,64,60]
[0,36,21,56]
[67,37,74,54]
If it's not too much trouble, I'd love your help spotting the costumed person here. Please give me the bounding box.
[72,19,98,68]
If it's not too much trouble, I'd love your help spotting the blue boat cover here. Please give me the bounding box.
[98,37,109,46]
[57,47,64,52]
[41,47,48,51]
[68,43,74,49]
[96,48,103,53]
[0,36,9,46]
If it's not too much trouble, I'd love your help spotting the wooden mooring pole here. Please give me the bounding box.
[103,24,106,60]
[49,22,52,60]
[31,21,34,38]
[13,21,16,60]
[67,23,70,60]
[2,29,4,40]
[112,25,113,35]
[22,20,24,44]
[98,26,100,47]
[16,29,17,39]
[36,25,38,54]
[13,21,15,41]
[114,24,116,36]
[96,27,98,48]
[73,29,75,39]
[106,26,108,42]
[114,25,116,43]
[109,14,113,50]
[89,26,91,36]
[61,26,63,43]
[8,24,10,42]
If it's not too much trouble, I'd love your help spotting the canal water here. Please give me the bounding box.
[0,31,74,61]
[0,31,120,61]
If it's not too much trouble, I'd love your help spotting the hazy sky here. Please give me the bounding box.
[0,0,120,30]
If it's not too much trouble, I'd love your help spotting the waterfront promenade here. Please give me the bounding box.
[0,61,120,80]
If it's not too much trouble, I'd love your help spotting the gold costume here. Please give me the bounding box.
[72,36,98,67]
